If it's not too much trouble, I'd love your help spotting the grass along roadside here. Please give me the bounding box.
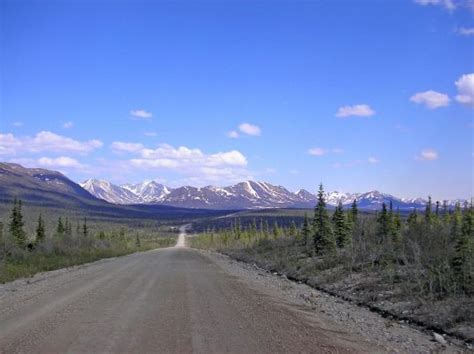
[0,236,176,284]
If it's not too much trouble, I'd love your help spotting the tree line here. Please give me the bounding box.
[193,184,473,297]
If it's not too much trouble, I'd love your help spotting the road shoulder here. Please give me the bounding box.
[197,249,468,353]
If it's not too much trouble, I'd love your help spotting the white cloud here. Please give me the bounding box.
[111,141,145,153]
[308,147,344,156]
[238,123,261,136]
[37,156,84,169]
[130,109,152,119]
[227,130,239,138]
[455,73,474,106]
[126,143,250,186]
[0,133,23,155]
[414,0,474,11]
[130,158,179,169]
[416,148,439,161]
[414,0,455,9]
[63,121,74,129]
[115,142,248,172]
[410,90,450,109]
[335,104,375,118]
[0,131,103,155]
[174,166,253,186]
[457,27,474,36]
[12,122,23,127]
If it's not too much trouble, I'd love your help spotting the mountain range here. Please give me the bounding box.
[0,162,229,220]
[0,162,466,213]
[80,178,466,211]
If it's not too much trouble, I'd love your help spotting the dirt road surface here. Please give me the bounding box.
[0,229,453,353]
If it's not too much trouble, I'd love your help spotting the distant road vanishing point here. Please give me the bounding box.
[0,226,378,353]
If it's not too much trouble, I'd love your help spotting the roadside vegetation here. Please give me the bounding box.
[0,199,177,283]
[191,184,474,342]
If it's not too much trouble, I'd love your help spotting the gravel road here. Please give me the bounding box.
[0,229,465,353]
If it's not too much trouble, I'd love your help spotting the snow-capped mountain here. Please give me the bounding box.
[80,178,468,210]
[122,181,171,203]
[80,179,140,204]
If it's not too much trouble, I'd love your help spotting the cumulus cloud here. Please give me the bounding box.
[130,109,152,119]
[416,148,439,161]
[227,123,262,138]
[111,142,248,172]
[410,90,450,109]
[37,156,85,169]
[121,143,250,185]
[455,73,474,106]
[111,141,145,153]
[63,121,74,129]
[0,131,103,155]
[238,123,261,136]
[335,104,375,118]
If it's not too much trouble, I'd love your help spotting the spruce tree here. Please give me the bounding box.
[289,221,297,238]
[391,208,402,245]
[452,204,473,292]
[312,184,335,254]
[377,202,389,242]
[83,217,88,237]
[57,217,65,236]
[407,208,418,227]
[9,199,27,248]
[36,214,46,243]
[451,203,462,240]
[349,199,358,224]
[332,202,350,248]
[425,196,433,225]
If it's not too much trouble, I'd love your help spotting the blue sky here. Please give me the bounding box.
[1,0,473,200]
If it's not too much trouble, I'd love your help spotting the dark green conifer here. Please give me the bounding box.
[377,202,389,242]
[332,202,350,248]
[83,217,88,237]
[9,199,27,248]
[312,184,336,254]
[36,214,46,242]
[57,217,65,235]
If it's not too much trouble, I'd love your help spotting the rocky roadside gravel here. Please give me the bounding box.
[199,249,472,353]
